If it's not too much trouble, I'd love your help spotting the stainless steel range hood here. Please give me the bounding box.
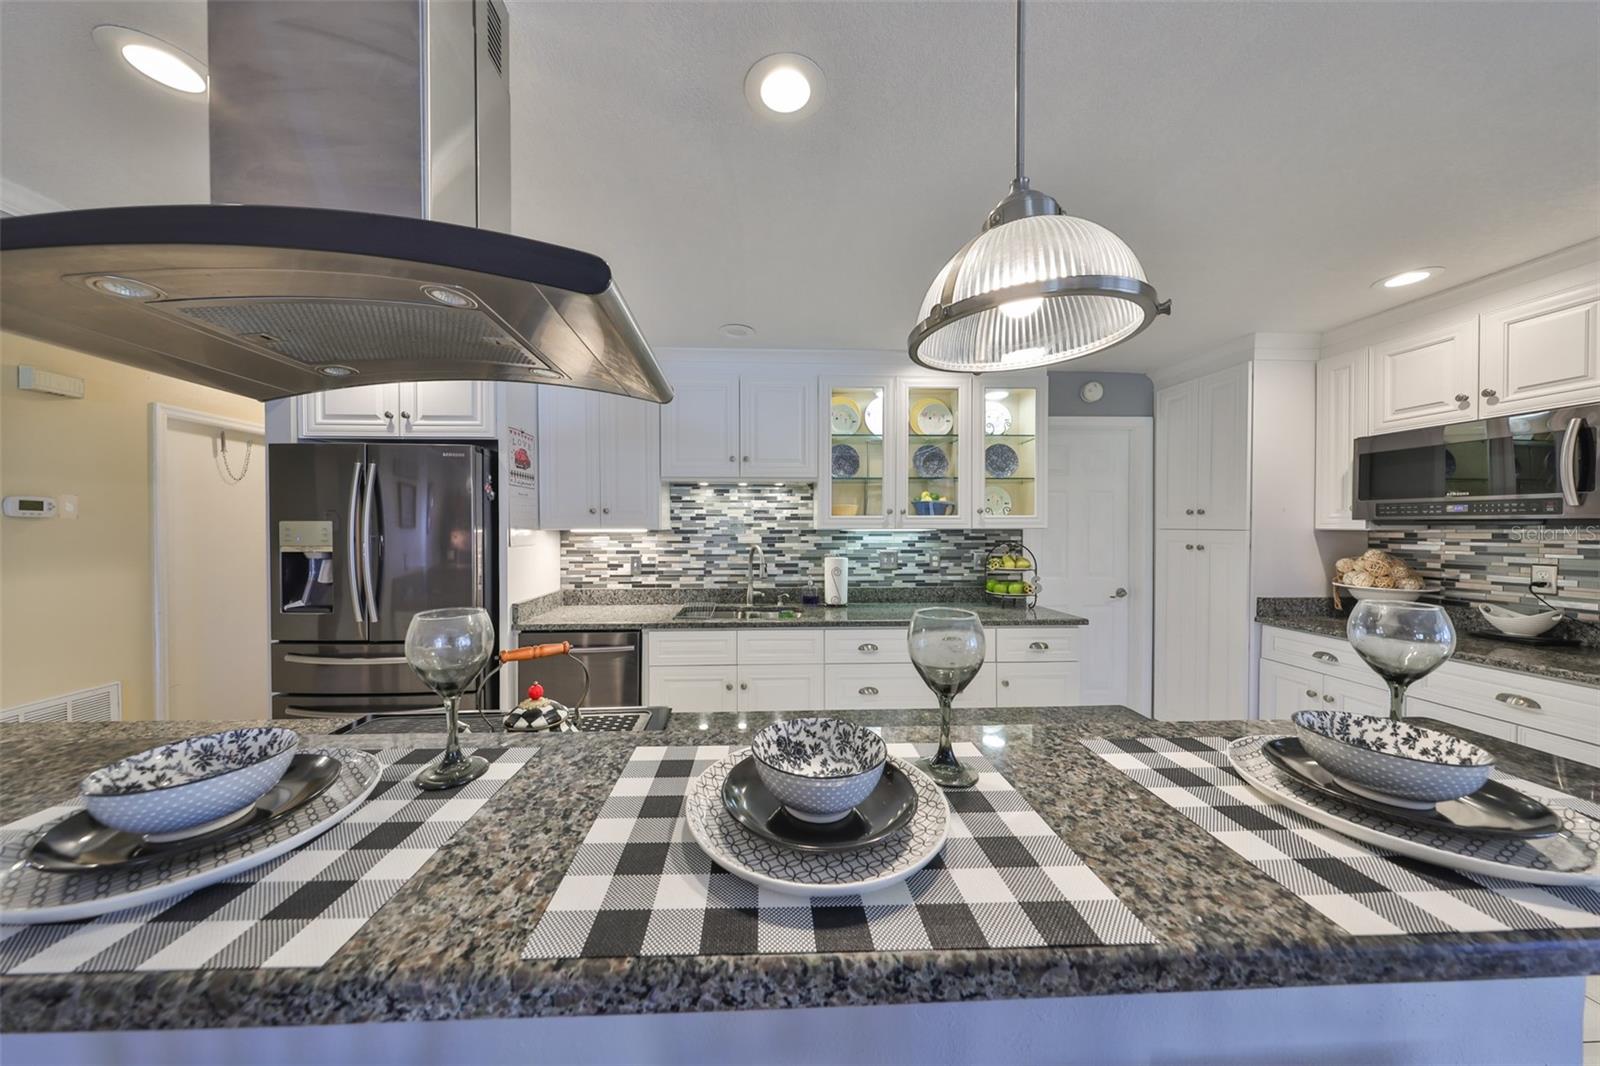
[0,0,671,403]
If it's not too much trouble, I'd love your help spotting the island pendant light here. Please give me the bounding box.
[908,0,1170,372]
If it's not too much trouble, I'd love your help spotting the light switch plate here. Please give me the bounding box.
[59,494,78,519]
[1531,564,1558,590]
[877,549,900,570]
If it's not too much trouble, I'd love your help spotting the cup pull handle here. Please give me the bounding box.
[859,686,878,696]
[1312,651,1338,664]
[1495,693,1541,711]
[1029,641,1049,651]
[858,643,878,653]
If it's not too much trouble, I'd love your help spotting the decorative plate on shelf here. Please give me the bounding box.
[863,395,884,435]
[985,486,1013,515]
[831,443,861,478]
[985,401,1013,436]
[912,443,949,478]
[830,401,861,435]
[985,443,1020,478]
[686,751,949,897]
[910,398,954,435]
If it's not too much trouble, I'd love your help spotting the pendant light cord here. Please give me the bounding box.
[1013,0,1026,188]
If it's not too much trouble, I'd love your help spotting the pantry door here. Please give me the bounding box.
[1026,418,1153,715]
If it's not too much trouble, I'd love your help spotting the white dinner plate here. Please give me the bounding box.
[830,402,861,435]
[1227,736,1600,887]
[985,401,1013,436]
[686,751,949,897]
[911,398,954,436]
[862,395,884,436]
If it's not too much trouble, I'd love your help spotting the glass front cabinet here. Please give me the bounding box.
[818,372,1044,530]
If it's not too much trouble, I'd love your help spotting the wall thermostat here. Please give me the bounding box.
[4,496,57,518]
[1079,381,1105,403]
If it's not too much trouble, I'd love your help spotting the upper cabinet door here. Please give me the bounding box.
[536,388,603,529]
[1193,364,1250,529]
[819,379,896,529]
[299,383,401,439]
[1155,380,1199,528]
[1314,348,1370,530]
[740,377,818,479]
[976,375,1046,528]
[600,395,664,529]
[899,377,971,527]
[399,381,495,438]
[659,377,740,479]
[1479,281,1600,414]
[1370,320,1479,431]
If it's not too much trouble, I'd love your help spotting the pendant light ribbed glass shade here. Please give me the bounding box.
[911,214,1159,371]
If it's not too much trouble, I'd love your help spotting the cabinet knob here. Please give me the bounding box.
[1480,388,1497,399]
[885,509,893,515]
[1454,393,1470,403]
[602,507,610,514]
[1196,508,1206,515]
[1305,689,1317,698]
[588,507,597,514]
[740,682,748,690]
[1185,508,1194,515]
[1196,544,1206,551]
[742,455,750,462]
[729,455,736,462]
[1185,544,1194,550]
[401,411,411,420]
[383,410,394,420]
[1001,679,1010,687]
[901,508,908,515]
[1322,694,1335,703]
[859,686,878,696]
[725,683,734,691]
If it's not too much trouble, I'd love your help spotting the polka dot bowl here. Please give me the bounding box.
[80,727,300,836]
[1291,710,1495,804]
[750,718,887,824]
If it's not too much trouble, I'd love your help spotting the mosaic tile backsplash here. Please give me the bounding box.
[1367,525,1599,625]
[561,484,1020,589]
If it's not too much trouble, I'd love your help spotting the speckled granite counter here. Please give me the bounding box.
[1256,601,1600,687]
[1,711,1596,1034]
[515,600,1086,631]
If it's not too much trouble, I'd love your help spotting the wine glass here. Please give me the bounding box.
[908,607,985,788]
[405,607,495,789]
[1346,600,1457,721]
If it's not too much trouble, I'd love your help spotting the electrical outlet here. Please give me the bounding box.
[1530,564,1558,591]
[877,549,900,570]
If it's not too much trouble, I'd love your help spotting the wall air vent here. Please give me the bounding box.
[0,682,122,724]
[485,0,505,75]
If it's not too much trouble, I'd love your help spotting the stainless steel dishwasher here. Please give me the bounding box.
[516,630,642,708]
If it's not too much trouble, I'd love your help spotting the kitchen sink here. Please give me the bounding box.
[674,604,806,621]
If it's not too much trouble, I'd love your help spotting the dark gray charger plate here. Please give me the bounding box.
[29,751,342,872]
[1263,737,1559,839]
[722,757,918,853]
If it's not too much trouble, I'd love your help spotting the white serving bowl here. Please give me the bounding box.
[1291,710,1494,804]
[1333,582,1436,603]
[750,717,887,823]
[1476,602,1563,638]
[81,727,299,836]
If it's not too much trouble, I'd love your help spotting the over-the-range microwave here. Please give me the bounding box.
[1352,404,1597,521]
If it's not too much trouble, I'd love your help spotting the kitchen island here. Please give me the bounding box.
[1,709,1596,1065]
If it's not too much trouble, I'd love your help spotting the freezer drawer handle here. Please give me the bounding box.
[1495,693,1541,711]
[282,654,410,666]
[1312,651,1339,664]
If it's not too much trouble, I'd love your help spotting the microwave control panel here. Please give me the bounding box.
[1373,499,1564,518]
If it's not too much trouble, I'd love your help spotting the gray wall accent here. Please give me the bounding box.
[1047,371,1154,417]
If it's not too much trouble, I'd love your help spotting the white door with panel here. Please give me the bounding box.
[600,395,663,528]
[659,378,740,479]
[1478,281,1600,413]
[1155,382,1199,528]
[398,381,494,437]
[737,664,826,713]
[648,666,739,711]
[1314,348,1370,530]
[1154,529,1250,720]
[299,383,401,438]
[1193,364,1250,529]
[1370,321,1479,430]
[1258,659,1323,721]
[535,390,602,528]
[1028,418,1151,713]
[740,377,817,478]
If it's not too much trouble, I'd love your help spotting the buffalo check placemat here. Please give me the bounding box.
[0,746,535,974]
[1084,736,1600,936]
[521,742,1155,958]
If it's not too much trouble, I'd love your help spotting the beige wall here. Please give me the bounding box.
[0,334,265,720]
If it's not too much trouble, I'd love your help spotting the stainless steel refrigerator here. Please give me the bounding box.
[268,443,496,719]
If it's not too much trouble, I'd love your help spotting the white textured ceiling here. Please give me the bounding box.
[2,2,1596,373]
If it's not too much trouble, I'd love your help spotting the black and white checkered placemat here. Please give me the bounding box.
[1084,736,1600,936]
[0,746,535,974]
[521,742,1155,958]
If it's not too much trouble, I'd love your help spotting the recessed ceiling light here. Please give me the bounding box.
[319,365,357,378]
[719,323,756,338]
[92,26,207,95]
[422,285,477,308]
[1374,267,1443,289]
[744,54,825,119]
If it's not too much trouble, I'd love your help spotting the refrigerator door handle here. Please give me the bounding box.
[346,462,365,625]
[362,461,380,622]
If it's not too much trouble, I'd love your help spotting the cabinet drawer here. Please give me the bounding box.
[737,628,825,665]
[1258,626,1379,688]
[994,627,1077,662]
[996,661,1081,706]
[647,630,738,666]
[1408,698,1517,742]
[1415,662,1599,745]
[824,664,935,710]
[825,629,909,664]
[1516,725,1600,768]
[646,666,737,711]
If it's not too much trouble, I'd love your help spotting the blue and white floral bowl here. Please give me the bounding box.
[750,718,887,823]
[80,727,299,836]
[1291,710,1494,804]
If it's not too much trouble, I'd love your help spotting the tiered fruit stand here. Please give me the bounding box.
[984,539,1038,609]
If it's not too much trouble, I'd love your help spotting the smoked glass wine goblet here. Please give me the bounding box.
[908,607,985,788]
[405,607,494,789]
[1346,600,1457,721]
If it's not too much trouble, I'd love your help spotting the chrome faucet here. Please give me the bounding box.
[746,543,766,606]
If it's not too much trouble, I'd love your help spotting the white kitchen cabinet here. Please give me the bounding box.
[1324,675,1390,718]
[975,374,1047,528]
[658,373,816,481]
[659,376,740,479]
[1257,659,1323,720]
[1155,365,1248,530]
[996,661,1080,706]
[648,666,738,711]
[298,381,495,439]
[1410,698,1517,742]
[1314,347,1370,530]
[536,389,662,530]
[824,664,936,711]
[1369,320,1479,431]
[897,376,973,528]
[1154,529,1250,720]
[738,663,827,713]
[953,662,997,709]
[1478,280,1600,414]
[820,378,897,529]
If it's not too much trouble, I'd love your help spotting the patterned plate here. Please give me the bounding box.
[831,443,861,478]
[0,748,382,924]
[985,443,1020,478]
[985,486,1013,516]
[829,402,860,435]
[910,398,954,435]
[687,752,949,897]
[912,443,949,478]
[984,401,1013,436]
[1227,736,1600,886]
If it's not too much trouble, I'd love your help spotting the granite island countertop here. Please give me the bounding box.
[1256,603,1600,688]
[515,600,1087,632]
[2,711,1597,1034]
